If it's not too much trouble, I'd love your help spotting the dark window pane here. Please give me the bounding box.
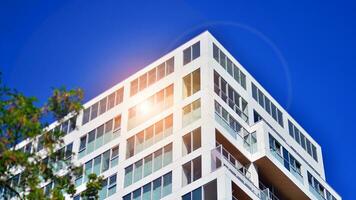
[90,103,98,120]
[82,108,90,124]
[192,41,200,60]
[183,47,191,65]
[213,43,219,62]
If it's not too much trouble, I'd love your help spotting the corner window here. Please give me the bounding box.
[183,41,200,65]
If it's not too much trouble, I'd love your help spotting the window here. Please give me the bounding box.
[192,42,200,60]
[82,87,123,125]
[111,146,119,167]
[108,174,117,196]
[182,179,217,200]
[127,136,135,158]
[183,41,200,65]
[133,160,143,182]
[144,155,153,177]
[183,68,201,98]
[130,57,174,96]
[124,165,133,187]
[214,71,248,122]
[82,108,90,125]
[251,82,283,127]
[78,115,121,158]
[107,92,116,110]
[79,136,87,153]
[182,127,201,156]
[93,155,101,175]
[128,85,174,130]
[182,99,201,127]
[131,79,139,96]
[90,102,98,120]
[288,120,318,162]
[166,57,174,74]
[213,43,219,61]
[99,97,107,115]
[65,143,73,160]
[148,68,157,86]
[98,173,117,199]
[154,149,163,171]
[102,150,110,172]
[308,172,336,200]
[163,143,173,166]
[124,172,172,200]
[182,156,201,186]
[116,88,124,104]
[269,134,303,181]
[162,172,172,196]
[126,115,173,158]
[124,143,173,187]
[213,43,246,89]
[157,63,165,80]
[139,73,148,90]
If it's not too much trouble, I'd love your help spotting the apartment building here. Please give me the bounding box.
[7,31,341,200]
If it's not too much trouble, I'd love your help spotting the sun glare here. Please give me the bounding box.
[139,100,151,115]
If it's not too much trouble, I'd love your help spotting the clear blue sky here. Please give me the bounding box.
[1,0,354,198]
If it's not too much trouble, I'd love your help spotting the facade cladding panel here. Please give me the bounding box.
[6,31,341,200]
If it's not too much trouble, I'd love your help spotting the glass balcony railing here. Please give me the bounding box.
[259,181,280,200]
[214,112,256,153]
[214,85,249,122]
[211,145,263,199]
[270,148,303,183]
[182,107,201,127]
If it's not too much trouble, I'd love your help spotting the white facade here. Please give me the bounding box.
[10,31,341,200]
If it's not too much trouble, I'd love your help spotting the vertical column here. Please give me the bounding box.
[199,34,217,177]
[247,163,259,187]
[217,171,232,200]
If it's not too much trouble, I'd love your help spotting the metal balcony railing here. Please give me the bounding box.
[211,145,280,200]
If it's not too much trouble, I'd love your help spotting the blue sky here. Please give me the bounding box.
[1,0,354,198]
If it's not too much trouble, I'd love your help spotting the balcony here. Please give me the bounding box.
[214,85,249,122]
[214,110,256,154]
[211,145,278,200]
[270,148,303,183]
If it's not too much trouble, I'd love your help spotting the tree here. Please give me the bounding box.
[0,75,103,200]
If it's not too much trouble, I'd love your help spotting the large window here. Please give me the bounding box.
[288,120,318,162]
[123,172,172,200]
[130,57,174,96]
[251,83,283,127]
[182,99,201,127]
[82,87,123,125]
[124,143,173,187]
[183,68,201,99]
[214,71,248,122]
[128,84,173,130]
[182,179,217,200]
[126,115,173,158]
[97,173,117,200]
[78,115,121,159]
[213,43,246,89]
[75,146,119,187]
[182,127,201,156]
[182,156,201,186]
[183,41,200,65]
